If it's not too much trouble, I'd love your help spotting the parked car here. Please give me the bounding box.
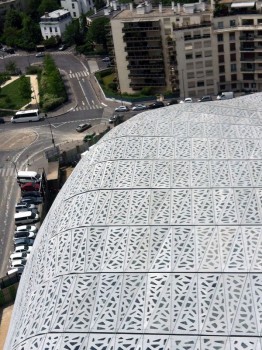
[76,123,92,132]
[3,47,15,54]
[15,203,37,213]
[58,44,68,51]
[14,245,33,254]
[14,237,35,247]
[20,197,42,205]
[198,95,212,102]
[10,258,27,269]
[16,225,38,234]
[180,97,193,103]
[148,101,165,109]
[109,114,124,124]
[166,99,179,106]
[0,117,5,124]
[10,252,28,262]
[14,231,36,240]
[36,52,45,57]
[132,104,147,111]
[21,182,40,192]
[102,57,110,62]
[115,105,129,112]
[217,91,234,100]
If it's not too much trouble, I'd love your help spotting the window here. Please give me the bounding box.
[196,61,203,69]
[186,54,193,59]
[218,44,224,52]
[231,63,237,72]
[231,74,237,81]
[55,27,58,32]
[44,27,46,30]
[197,81,204,87]
[220,84,226,90]
[50,27,52,32]
[217,34,223,42]
[73,12,76,16]
[218,22,224,29]
[195,52,202,58]
[230,53,236,61]
[204,41,211,48]
[243,73,254,80]
[187,72,194,79]
[219,65,225,73]
[232,83,237,89]
[194,42,202,49]
[220,75,225,82]
[219,55,224,63]
[205,50,212,57]
[72,3,75,8]
[229,32,235,41]
[230,20,236,27]
[186,63,194,69]
[230,43,236,51]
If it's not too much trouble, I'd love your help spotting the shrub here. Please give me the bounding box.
[42,97,65,112]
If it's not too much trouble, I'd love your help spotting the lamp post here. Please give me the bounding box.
[6,157,18,176]
[45,114,56,149]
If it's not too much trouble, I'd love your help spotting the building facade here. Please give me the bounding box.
[110,1,262,97]
[39,9,72,40]
[60,0,94,18]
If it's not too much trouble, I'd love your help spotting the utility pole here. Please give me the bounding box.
[45,114,56,149]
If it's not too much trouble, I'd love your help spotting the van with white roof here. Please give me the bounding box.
[17,171,41,184]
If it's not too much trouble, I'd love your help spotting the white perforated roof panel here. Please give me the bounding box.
[5,94,262,349]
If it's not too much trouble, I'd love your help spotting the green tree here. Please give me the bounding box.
[38,0,60,16]
[19,14,42,50]
[4,9,23,30]
[19,75,32,99]
[62,19,84,46]
[5,61,17,74]
[93,0,106,10]
[86,17,110,51]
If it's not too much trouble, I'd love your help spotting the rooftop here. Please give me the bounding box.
[5,93,262,349]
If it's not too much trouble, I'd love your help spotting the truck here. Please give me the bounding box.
[217,91,234,100]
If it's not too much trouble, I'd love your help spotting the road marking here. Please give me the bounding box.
[78,80,92,109]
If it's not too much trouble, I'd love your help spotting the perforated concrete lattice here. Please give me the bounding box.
[5,94,262,349]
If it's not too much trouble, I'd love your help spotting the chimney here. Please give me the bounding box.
[94,7,97,13]
[159,2,162,12]
[129,2,133,10]
[171,1,174,9]
[112,0,117,10]
[177,2,180,12]
[45,12,49,17]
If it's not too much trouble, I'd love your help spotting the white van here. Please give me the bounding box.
[217,91,234,100]
[14,211,39,225]
[17,171,42,184]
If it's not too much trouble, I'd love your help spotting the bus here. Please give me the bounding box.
[11,109,42,123]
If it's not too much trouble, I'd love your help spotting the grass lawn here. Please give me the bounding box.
[102,73,117,87]
[0,77,31,110]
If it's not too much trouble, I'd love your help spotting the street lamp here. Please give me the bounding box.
[45,113,56,149]
[6,157,18,176]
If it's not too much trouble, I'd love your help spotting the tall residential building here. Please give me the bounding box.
[109,1,262,97]
[61,0,94,18]
[39,9,72,40]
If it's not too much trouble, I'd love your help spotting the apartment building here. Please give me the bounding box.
[60,0,94,18]
[110,0,262,97]
[39,9,72,40]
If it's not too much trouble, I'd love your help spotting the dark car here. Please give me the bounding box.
[166,99,179,106]
[3,47,15,54]
[198,95,213,102]
[0,117,5,124]
[76,123,92,132]
[148,101,165,109]
[109,114,124,124]
[20,197,42,205]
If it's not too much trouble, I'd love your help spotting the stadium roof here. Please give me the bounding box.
[5,94,262,349]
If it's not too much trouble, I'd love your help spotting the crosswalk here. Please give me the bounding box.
[72,103,103,111]
[0,167,18,178]
[69,70,89,79]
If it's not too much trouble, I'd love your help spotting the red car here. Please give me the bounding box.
[20,182,40,192]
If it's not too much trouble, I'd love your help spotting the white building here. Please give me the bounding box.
[5,93,262,349]
[60,0,94,18]
[39,9,72,40]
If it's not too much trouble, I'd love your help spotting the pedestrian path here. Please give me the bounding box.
[72,103,103,112]
[69,70,89,79]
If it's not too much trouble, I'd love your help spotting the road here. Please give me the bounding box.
[0,50,114,276]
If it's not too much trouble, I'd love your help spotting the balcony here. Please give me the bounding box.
[126,54,163,60]
[127,64,162,69]
[240,46,254,51]
[241,65,255,72]
[240,35,255,41]
[125,46,162,52]
[124,36,161,42]
[129,73,165,78]
[122,26,160,33]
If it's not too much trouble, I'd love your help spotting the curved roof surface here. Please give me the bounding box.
[5,94,262,349]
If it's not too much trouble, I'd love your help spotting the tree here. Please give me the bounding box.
[19,75,32,99]
[93,0,106,10]
[62,19,84,46]
[5,61,17,74]
[86,17,110,51]
[4,9,23,30]
[38,0,60,16]
[19,15,42,50]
